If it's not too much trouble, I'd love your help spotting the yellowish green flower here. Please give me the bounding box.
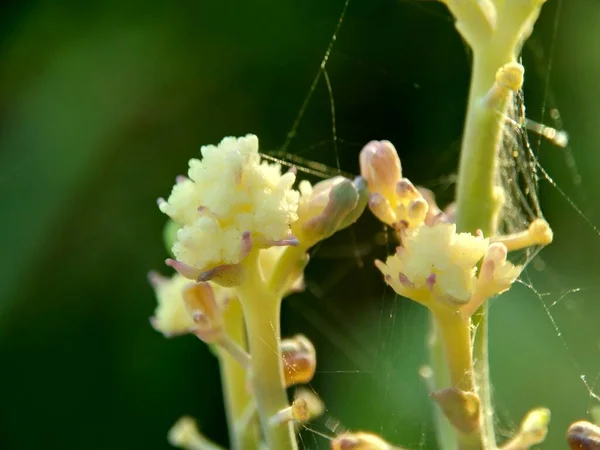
[158,135,300,280]
[149,272,233,338]
[148,272,196,337]
[292,176,367,248]
[375,222,521,314]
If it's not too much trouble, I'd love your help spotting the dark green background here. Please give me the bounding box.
[1,0,600,448]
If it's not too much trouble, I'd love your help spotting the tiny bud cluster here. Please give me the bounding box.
[361,141,525,315]
[360,140,429,230]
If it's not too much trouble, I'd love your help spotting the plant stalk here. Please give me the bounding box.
[428,314,459,450]
[454,47,517,450]
[433,307,484,450]
[218,297,258,450]
[236,250,298,450]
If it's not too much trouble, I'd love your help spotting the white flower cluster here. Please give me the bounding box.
[360,140,522,315]
[158,135,300,278]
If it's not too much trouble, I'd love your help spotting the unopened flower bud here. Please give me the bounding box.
[359,140,402,198]
[483,62,524,109]
[338,176,369,230]
[294,176,365,247]
[430,387,480,434]
[168,416,223,450]
[417,187,444,225]
[281,334,317,386]
[518,408,550,446]
[395,179,418,197]
[184,282,225,343]
[368,193,397,226]
[294,388,325,421]
[270,398,311,427]
[331,432,401,450]
[462,242,521,317]
[567,421,600,450]
[392,179,429,229]
[491,218,553,252]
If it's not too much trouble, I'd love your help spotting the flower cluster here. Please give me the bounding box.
[148,271,234,338]
[158,135,300,281]
[360,140,523,316]
[149,246,304,338]
[360,140,428,230]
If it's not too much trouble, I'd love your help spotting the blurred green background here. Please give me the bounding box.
[2,0,600,449]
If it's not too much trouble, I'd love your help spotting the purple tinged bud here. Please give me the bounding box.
[409,199,428,219]
[165,258,202,280]
[567,421,600,450]
[301,178,359,245]
[396,178,417,196]
[398,272,415,288]
[183,282,224,343]
[359,140,402,196]
[368,193,396,226]
[198,263,245,287]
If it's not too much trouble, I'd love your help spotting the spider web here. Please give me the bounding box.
[251,0,600,448]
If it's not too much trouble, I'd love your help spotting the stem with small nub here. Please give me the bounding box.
[217,298,259,450]
[236,250,298,450]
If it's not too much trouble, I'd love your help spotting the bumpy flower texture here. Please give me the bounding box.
[158,135,300,280]
[375,222,522,316]
[149,245,303,338]
[148,273,199,337]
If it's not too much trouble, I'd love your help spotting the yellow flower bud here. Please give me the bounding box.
[359,140,402,198]
[168,416,223,450]
[331,432,401,450]
[281,334,317,386]
[183,282,226,343]
[568,421,600,450]
[294,387,325,421]
[293,176,366,248]
[430,387,480,434]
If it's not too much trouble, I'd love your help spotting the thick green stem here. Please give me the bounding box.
[427,314,458,450]
[454,49,515,450]
[433,308,484,450]
[236,250,298,450]
[218,298,259,450]
[433,3,545,449]
[268,245,308,298]
[432,309,474,392]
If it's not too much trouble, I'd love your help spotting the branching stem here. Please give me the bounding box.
[218,298,259,450]
[236,250,298,450]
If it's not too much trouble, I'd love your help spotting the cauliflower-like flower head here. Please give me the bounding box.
[376,222,522,313]
[158,135,300,278]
